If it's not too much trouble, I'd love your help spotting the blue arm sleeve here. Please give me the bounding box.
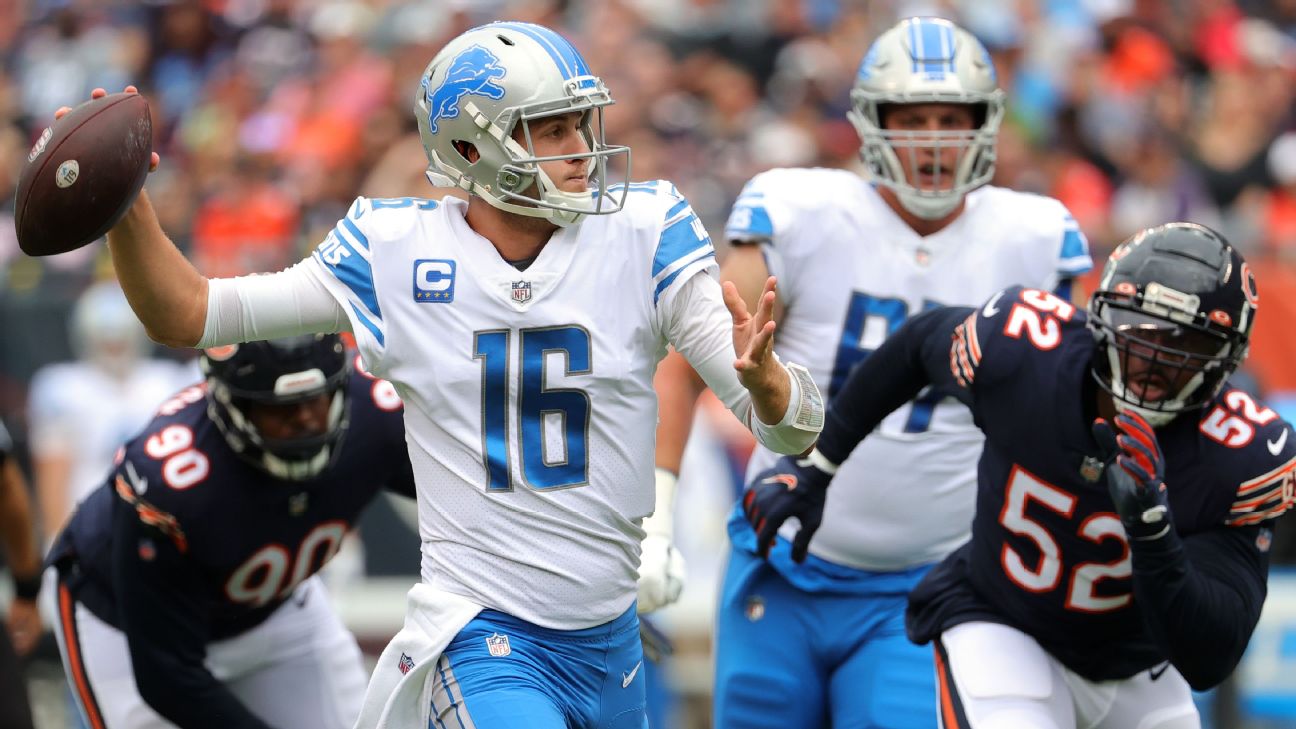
[1129,524,1269,690]
[816,305,975,465]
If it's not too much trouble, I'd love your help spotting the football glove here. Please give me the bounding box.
[637,468,686,614]
[1093,412,1172,541]
[637,534,686,613]
[743,449,836,562]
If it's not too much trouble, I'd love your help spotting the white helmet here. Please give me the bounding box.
[70,280,148,378]
[847,17,1005,220]
[414,22,630,227]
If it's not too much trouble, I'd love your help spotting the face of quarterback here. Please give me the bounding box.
[879,103,977,194]
[514,110,592,195]
[246,394,333,441]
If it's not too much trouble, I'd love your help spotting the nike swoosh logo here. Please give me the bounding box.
[1149,662,1170,681]
[622,660,642,688]
[982,291,1005,317]
[1268,430,1288,456]
[126,461,148,495]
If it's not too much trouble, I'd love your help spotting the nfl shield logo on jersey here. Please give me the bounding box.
[511,280,532,304]
[397,653,416,675]
[486,632,512,657]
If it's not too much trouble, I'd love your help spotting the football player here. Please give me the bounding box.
[29,280,195,542]
[745,223,1294,728]
[0,419,41,729]
[47,335,415,729]
[653,16,1090,728]
[62,20,822,729]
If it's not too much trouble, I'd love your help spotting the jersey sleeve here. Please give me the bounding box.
[651,182,717,311]
[306,197,389,365]
[1055,206,1093,281]
[724,172,789,244]
[1225,419,1296,526]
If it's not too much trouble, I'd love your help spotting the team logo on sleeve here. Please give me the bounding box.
[413,259,456,303]
[423,46,507,134]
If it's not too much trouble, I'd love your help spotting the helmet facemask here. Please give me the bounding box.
[201,335,351,482]
[212,384,349,481]
[1089,287,1248,427]
[849,97,1003,219]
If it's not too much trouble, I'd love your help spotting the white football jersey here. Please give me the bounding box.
[306,184,717,629]
[727,168,1092,571]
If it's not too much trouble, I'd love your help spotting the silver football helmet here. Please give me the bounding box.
[414,22,630,227]
[847,17,1005,220]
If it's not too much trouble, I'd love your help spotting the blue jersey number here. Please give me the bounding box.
[830,292,943,433]
[474,326,591,491]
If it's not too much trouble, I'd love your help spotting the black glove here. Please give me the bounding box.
[1092,412,1171,541]
[742,451,834,562]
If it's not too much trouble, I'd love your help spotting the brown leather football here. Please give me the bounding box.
[15,92,152,256]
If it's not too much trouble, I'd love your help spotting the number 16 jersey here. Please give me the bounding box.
[306,185,719,629]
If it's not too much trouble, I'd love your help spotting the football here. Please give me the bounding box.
[14,92,152,257]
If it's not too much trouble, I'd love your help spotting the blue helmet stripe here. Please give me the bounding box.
[911,19,955,76]
[492,22,594,88]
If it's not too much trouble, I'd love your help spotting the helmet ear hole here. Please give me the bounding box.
[452,140,478,164]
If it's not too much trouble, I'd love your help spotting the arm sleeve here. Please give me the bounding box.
[1128,523,1269,691]
[815,305,974,465]
[111,502,274,729]
[198,260,349,348]
[659,272,818,454]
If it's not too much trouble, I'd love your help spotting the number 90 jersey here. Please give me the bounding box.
[727,169,1091,572]
[52,365,413,639]
[304,185,718,630]
[908,286,1296,680]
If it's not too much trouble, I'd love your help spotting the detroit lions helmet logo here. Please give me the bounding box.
[424,45,507,134]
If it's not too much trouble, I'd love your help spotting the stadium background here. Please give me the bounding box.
[3,0,1296,726]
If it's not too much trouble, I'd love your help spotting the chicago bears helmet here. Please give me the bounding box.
[1088,223,1257,427]
[847,17,1005,220]
[200,334,350,481]
[414,21,630,227]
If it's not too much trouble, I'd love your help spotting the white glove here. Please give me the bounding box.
[637,468,687,614]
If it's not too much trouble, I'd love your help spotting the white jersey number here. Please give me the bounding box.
[1000,466,1131,613]
[474,326,592,491]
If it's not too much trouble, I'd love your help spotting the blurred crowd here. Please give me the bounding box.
[2,0,1296,493]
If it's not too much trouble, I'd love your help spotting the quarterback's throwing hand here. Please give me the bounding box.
[1092,412,1171,540]
[743,452,834,562]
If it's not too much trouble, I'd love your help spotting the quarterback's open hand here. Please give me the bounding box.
[55,86,160,172]
[636,534,686,614]
[1093,413,1171,540]
[743,453,833,562]
[725,277,784,397]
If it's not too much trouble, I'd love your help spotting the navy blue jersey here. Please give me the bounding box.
[898,286,1296,683]
[54,362,413,637]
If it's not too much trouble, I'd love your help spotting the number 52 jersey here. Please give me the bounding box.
[305,185,719,630]
[907,286,1296,680]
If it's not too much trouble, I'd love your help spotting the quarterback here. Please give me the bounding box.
[61,20,822,729]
